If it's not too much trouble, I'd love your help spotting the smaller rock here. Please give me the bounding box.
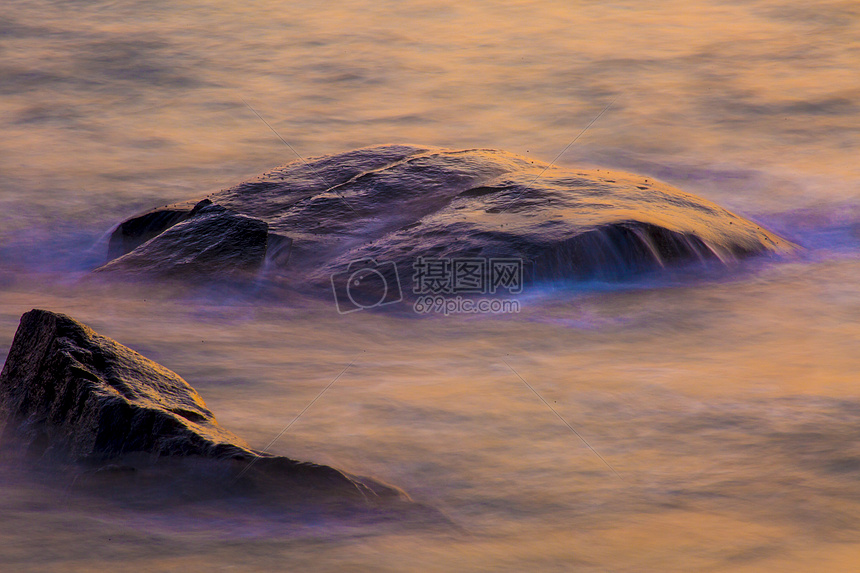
[96,204,270,279]
[0,309,252,461]
[0,310,408,506]
[107,198,213,261]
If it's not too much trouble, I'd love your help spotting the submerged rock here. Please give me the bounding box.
[0,309,405,504]
[97,203,289,280]
[107,198,215,261]
[103,145,795,287]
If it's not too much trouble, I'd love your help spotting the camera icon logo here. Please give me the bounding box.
[331,258,403,314]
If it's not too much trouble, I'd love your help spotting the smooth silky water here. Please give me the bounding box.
[1,1,859,571]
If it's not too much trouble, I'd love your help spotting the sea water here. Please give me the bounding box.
[1,1,859,571]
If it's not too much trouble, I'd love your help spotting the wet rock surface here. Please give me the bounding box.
[107,198,216,261]
[0,309,407,506]
[103,145,795,286]
[97,204,275,280]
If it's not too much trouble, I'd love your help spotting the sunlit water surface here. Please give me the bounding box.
[1,0,859,571]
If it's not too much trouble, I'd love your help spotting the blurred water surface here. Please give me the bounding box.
[1,0,859,571]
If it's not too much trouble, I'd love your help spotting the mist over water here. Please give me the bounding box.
[1,0,859,571]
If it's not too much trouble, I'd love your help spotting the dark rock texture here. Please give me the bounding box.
[97,204,277,280]
[107,198,215,261]
[0,309,405,503]
[103,145,795,286]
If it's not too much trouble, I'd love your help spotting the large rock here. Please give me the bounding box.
[0,309,404,504]
[102,145,795,286]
